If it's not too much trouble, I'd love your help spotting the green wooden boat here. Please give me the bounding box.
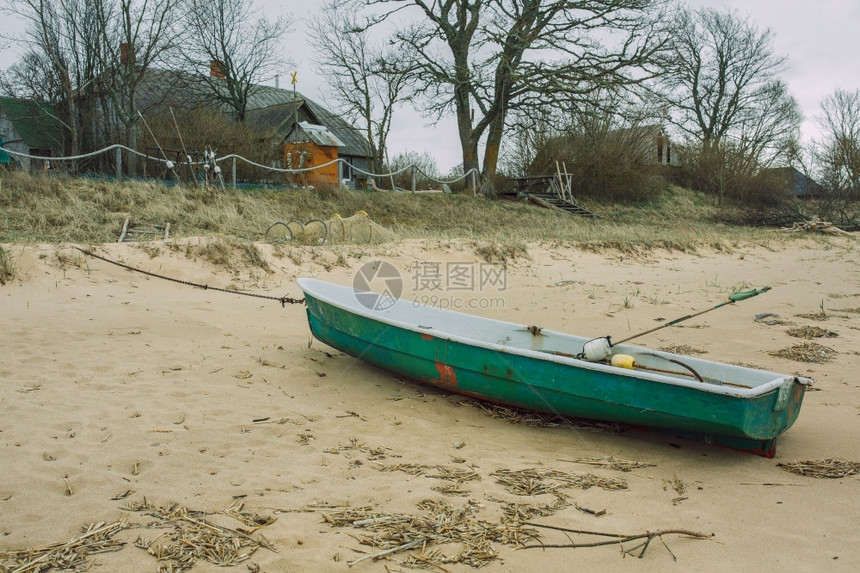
[297,278,811,457]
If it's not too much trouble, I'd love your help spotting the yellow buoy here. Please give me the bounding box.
[610,354,636,369]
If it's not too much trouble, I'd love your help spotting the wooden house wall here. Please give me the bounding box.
[284,141,339,187]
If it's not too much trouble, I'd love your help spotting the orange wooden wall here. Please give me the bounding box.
[284,142,339,187]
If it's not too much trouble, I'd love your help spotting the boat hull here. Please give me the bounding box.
[300,282,807,457]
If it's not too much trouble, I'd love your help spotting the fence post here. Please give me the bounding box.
[231,156,237,188]
[471,170,477,197]
[411,166,416,194]
[115,147,122,181]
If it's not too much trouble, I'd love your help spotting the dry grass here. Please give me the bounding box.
[490,468,628,495]
[122,498,276,571]
[768,342,837,363]
[658,344,708,355]
[183,237,270,272]
[0,245,16,284]
[786,326,839,339]
[323,500,534,568]
[458,398,626,433]
[776,459,860,479]
[0,172,797,250]
[473,241,530,267]
[560,457,657,473]
[0,520,128,572]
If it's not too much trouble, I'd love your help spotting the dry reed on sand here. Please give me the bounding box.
[786,326,839,339]
[834,306,860,314]
[559,456,656,473]
[776,459,860,479]
[122,499,275,572]
[322,499,539,568]
[490,468,628,495]
[458,399,625,433]
[794,310,829,321]
[0,520,128,573]
[374,463,481,497]
[658,345,707,355]
[500,499,570,522]
[322,492,702,567]
[768,342,837,363]
[374,463,481,483]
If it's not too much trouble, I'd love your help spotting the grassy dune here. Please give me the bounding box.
[1,171,792,250]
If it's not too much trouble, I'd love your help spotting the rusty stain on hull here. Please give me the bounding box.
[435,362,458,387]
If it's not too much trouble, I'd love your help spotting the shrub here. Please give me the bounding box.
[529,127,667,203]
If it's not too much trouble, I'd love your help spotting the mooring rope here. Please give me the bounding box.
[74,247,305,306]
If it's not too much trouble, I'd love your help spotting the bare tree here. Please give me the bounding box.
[309,3,414,176]
[182,0,292,121]
[816,89,860,199]
[351,0,668,193]
[3,0,105,160]
[657,7,801,166]
[0,49,65,103]
[508,89,668,201]
[388,150,439,189]
[92,0,180,173]
[4,0,178,172]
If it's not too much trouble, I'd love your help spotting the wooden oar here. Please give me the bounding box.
[613,287,771,346]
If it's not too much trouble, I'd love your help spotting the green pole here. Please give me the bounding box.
[613,287,771,346]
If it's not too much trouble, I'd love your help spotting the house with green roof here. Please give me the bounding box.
[0,96,64,170]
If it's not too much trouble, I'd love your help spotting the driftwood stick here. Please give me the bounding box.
[521,523,713,558]
[346,539,423,567]
[118,218,129,242]
[522,522,629,538]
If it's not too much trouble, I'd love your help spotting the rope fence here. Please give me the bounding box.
[0,142,480,194]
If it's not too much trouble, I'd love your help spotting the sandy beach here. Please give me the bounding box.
[1,236,858,572]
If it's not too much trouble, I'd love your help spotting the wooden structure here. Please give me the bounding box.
[244,95,373,189]
[283,122,345,187]
[118,218,170,242]
[120,69,374,185]
[508,164,599,218]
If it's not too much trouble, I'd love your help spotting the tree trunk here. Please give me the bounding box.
[458,126,481,188]
[125,115,138,176]
[454,91,481,191]
[481,113,506,195]
[61,75,79,172]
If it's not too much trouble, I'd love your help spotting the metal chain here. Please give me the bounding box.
[74,247,305,306]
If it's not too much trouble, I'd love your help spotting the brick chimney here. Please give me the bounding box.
[210,60,225,79]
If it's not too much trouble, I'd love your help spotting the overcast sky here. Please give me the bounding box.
[2,0,858,171]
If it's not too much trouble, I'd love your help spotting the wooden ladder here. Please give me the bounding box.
[118,218,171,242]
